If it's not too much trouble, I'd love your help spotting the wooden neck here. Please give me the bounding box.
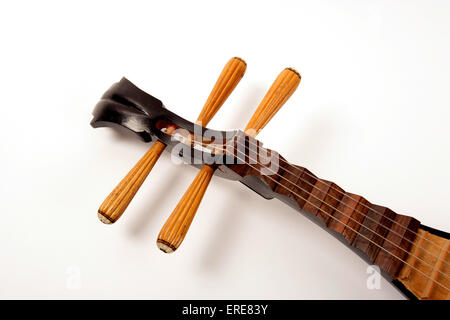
[270,162,421,276]
[277,164,450,299]
[227,144,449,299]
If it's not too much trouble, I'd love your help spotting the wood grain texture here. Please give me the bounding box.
[157,68,301,252]
[229,151,429,287]
[97,57,246,224]
[223,134,450,299]
[98,137,169,223]
[398,229,450,299]
[244,68,301,137]
[157,165,215,253]
[195,57,247,125]
[226,132,450,299]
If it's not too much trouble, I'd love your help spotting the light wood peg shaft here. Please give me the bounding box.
[196,57,247,125]
[244,68,300,137]
[157,67,301,253]
[157,165,214,253]
[98,137,170,224]
[97,57,246,224]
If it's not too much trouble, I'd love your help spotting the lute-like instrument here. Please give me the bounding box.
[91,59,449,300]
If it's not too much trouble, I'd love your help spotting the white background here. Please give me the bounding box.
[0,0,449,299]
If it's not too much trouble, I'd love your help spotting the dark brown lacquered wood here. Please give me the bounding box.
[228,141,450,299]
[329,193,370,244]
[229,149,425,282]
[374,214,420,277]
[97,57,246,224]
[353,204,396,261]
[223,134,449,299]
[157,68,301,253]
[274,165,317,208]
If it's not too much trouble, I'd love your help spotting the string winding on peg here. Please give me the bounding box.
[157,68,301,253]
[97,57,247,224]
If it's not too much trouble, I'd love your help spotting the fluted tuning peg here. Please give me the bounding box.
[97,57,247,224]
[157,67,301,253]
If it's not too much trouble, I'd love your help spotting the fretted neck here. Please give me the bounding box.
[227,142,450,300]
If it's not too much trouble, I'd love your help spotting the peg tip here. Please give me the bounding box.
[232,56,247,66]
[285,67,301,79]
[98,212,114,224]
[157,240,176,254]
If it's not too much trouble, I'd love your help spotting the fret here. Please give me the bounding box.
[327,194,356,234]
[303,179,343,225]
[273,164,317,208]
[353,204,396,261]
[294,166,318,209]
[422,240,449,298]
[318,181,345,225]
[228,147,434,294]
[374,214,420,277]
[398,229,450,299]
[239,157,422,279]
[398,230,427,280]
[329,194,370,244]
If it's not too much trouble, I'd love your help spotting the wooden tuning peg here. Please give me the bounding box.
[98,57,247,224]
[157,68,301,253]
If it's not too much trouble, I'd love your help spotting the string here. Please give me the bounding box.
[250,140,447,257]
[186,120,450,271]
[231,138,449,282]
[197,135,449,273]
[188,136,449,291]
[224,139,450,292]
[195,132,449,273]
[237,136,450,270]
[170,120,450,290]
